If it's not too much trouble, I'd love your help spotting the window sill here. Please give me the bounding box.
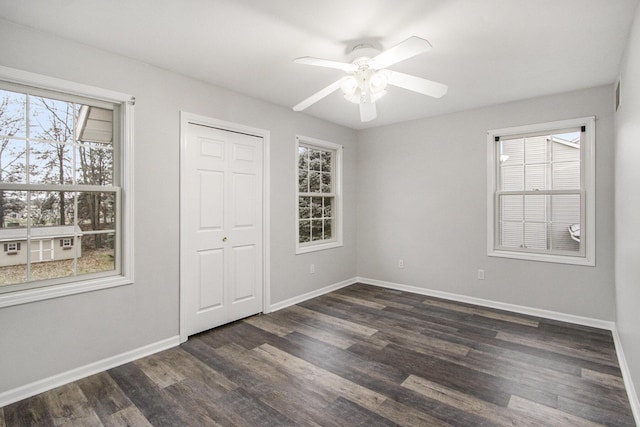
[489,249,595,266]
[296,240,343,255]
[0,275,133,308]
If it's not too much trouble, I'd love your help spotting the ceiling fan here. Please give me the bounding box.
[292,36,448,122]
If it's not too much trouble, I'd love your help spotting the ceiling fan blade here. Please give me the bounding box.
[372,36,432,69]
[293,56,357,72]
[360,100,377,122]
[292,79,344,111]
[386,70,448,98]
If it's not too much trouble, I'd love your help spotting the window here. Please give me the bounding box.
[0,66,134,306]
[296,135,343,254]
[5,242,19,253]
[487,117,595,265]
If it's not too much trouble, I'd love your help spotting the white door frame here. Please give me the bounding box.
[179,111,271,343]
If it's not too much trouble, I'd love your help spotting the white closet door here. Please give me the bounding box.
[182,123,263,337]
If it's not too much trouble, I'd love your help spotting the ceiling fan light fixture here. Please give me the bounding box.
[369,71,388,94]
[292,36,448,122]
[340,76,358,96]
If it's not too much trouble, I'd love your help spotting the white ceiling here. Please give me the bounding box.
[1,0,638,130]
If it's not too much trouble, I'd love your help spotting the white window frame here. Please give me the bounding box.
[295,135,343,254]
[7,242,18,252]
[61,238,73,248]
[487,116,595,266]
[0,65,134,307]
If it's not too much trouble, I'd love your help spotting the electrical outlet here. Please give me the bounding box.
[310,263,315,274]
[477,269,485,280]
[399,259,404,269]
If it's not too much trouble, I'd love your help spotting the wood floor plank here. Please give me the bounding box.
[254,343,388,412]
[287,304,379,337]
[214,342,337,426]
[3,395,57,427]
[108,362,191,426]
[134,353,186,389]
[557,395,636,427]
[496,331,620,367]
[422,297,541,328]
[76,371,134,421]
[581,368,626,389]
[255,310,358,349]
[215,387,296,426]
[2,283,634,427]
[325,292,388,309]
[102,405,153,427]
[507,395,605,427]
[402,374,540,426]
[151,347,236,396]
[162,380,246,427]
[375,398,455,427]
[41,382,102,427]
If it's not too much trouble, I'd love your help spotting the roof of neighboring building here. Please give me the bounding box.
[0,225,83,242]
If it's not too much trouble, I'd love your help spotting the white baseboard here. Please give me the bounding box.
[356,277,616,330]
[269,277,357,312]
[0,335,180,408]
[611,327,640,426]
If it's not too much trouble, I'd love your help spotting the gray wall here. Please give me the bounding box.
[356,85,615,320]
[0,21,357,394]
[615,2,640,407]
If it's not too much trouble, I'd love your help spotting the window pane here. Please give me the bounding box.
[29,96,74,143]
[311,220,323,241]
[321,172,332,193]
[321,151,332,172]
[323,219,332,240]
[29,141,73,185]
[500,166,524,191]
[1,140,27,184]
[299,220,311,243]
[500,195,523,222]
[524,195,546,222]
[78,233,115,274]
[298,197,310,219]
[311,197,322,219]
[0,208,27,285]
[525,135,547,164]
[298,146,308,170]
[500,221,523,249]
[309,149,321,171]
[525,164,546,191]
[501,138,524,164]
[0,190,27,228]
[30,236,75,281]
[31,191,74,226]
[0,89,26,138]
[309,171,321,193]
[551,223,580,252]
[551,194,580,224]
[75,106,113,145]
[76,143,114,186]
[524,222,547,250]
[552,162,580,190]
[323,197,333,218]
[298,169,308,193]
[78,191,116,232]
[0,263,26,286]
[551,194,580,252]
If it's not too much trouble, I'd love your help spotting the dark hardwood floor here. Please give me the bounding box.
[1,283,635,426]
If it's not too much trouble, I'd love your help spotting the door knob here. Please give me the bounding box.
[222,237,228,242]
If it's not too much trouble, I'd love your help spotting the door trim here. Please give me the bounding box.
[179,111,271,343]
